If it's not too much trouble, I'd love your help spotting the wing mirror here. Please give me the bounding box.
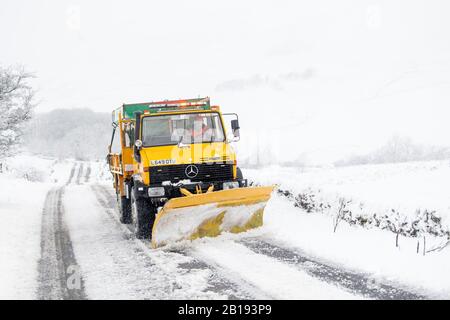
[134,112,142,162]
[231,119,240,138]
[222,113,241,143]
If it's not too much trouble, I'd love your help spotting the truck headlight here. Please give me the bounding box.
[148,187,165,197]
[223,182,239,190]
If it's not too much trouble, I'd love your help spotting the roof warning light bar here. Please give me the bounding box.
[115,97,211,121]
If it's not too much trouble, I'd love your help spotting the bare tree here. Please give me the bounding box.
[0,66,35,159]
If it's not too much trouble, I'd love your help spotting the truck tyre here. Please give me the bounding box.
[131,188,155,239]
[237,167,244,180]
[119,196,132,224]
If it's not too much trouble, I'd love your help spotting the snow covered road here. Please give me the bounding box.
[2,158,440,299]
[238,238,425,299]
[90,183,359,299]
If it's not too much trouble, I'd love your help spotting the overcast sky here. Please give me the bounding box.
[2,0,450,163]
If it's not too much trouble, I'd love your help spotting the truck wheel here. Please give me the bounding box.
[131,188,155,239]
[119,196,132,224]
[237,167,244,180]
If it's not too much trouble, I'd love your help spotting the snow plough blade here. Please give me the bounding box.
[151,186,274,248]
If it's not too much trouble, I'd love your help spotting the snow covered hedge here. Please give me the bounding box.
[0,158,47,182]
[250,180,450,250]
[276,187,450,245]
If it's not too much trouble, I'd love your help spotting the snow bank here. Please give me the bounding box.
[245,161,450,238]
[0,154,73,299]
[260,195,450,298]
[0,173,50,299]
[2,153,74,184]
[243,161,450,297]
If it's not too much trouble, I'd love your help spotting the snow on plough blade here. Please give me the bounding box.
[151,186,274,248]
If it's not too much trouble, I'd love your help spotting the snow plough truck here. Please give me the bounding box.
[107,97,274,248]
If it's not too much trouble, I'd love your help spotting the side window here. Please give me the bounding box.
[211,115,225,141]
[110,127,121,153]
[124,123,135,148]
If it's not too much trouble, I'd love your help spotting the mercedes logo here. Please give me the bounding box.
[185,165,199,178]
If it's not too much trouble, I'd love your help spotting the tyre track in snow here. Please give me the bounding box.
[65,163,77,186]
[238,237,427,300]
[84,163,91,183]
[75,163,84,185]
[91,184,264,299]
[37,162,87,300]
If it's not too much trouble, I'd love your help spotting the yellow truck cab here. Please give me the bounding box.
[108,97,273,246]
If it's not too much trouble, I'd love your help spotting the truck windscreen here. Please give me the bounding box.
[141,113,225,147]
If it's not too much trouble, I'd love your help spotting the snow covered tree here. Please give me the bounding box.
[0,66,35,158]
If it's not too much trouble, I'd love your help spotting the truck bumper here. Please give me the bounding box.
[133,179,248,201]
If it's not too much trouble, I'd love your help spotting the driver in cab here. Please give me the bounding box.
[189,114,213,142]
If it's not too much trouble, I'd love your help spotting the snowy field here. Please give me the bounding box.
[245,160,450,224]
[1,154,450,299]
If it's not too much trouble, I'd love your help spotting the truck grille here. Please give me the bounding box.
[149,163,233,184]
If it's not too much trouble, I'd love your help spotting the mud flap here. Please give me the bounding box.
[151,186,274,248]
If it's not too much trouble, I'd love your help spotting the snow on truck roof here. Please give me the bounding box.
[112,97,212,123]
